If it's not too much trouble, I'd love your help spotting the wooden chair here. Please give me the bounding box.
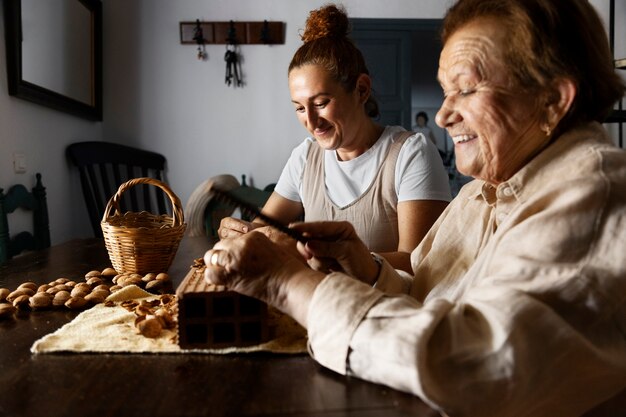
[205,175,275,235]
[66,141,169,237]
[185,174,240,239]
[0,173,51,263]
[186,174,275,240]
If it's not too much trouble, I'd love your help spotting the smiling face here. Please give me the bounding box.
[435,17,549,185]
[288,64,372,157]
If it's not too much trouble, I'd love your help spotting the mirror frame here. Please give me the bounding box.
[3,0,102,121]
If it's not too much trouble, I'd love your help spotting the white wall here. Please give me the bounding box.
[101,0,452,238]
[1,0,623,245]
[0,4,102,245]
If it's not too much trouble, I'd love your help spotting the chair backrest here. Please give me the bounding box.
[66,141,169,237]
[229,175,273,222]
[186,174,240,239]
[186,174,275,240]
[205,174,273,230]
[0,173,51,263]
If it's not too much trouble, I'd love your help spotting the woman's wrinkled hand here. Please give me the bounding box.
[291,221,380,285]
[203,231,311,310]
[254,226,308,265]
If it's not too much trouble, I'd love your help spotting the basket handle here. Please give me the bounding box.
[101,177,185,226]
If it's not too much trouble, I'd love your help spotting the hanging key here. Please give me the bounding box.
[224,50,235,85]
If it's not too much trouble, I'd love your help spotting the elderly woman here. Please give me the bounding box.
[204,0,626,415]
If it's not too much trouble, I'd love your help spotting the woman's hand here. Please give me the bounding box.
[217,216,258,240]
[203,231,323,326]
[291,221,381,285]
[217,192,304,241]
[254,226,308,265]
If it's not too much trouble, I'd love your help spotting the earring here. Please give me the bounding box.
[542,123,552,137]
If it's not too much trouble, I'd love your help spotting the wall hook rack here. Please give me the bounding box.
[226,20,237,44]
[192,19,204,43]
[180,20,285,45]
[260,20,271,44]
[192,19,207,60]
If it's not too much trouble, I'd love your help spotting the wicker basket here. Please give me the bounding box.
[101,177,186,274]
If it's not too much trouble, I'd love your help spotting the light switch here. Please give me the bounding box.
[13,153,26,173]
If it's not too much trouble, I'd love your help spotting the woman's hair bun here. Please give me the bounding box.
[301,4,349,43]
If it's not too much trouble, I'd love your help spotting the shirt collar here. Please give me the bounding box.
[467,122,609,205]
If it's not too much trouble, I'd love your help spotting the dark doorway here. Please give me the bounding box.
[351,19,471,196]
[350,19,445,146]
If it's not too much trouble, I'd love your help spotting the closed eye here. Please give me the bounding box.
[442,88,475,99]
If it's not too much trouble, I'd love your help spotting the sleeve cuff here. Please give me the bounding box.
[372,254,413,294]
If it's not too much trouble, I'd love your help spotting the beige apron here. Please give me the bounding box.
[301,131,412,252]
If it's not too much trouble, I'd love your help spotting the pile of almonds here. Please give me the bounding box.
[0,267,172,322]
[116,294,178,340]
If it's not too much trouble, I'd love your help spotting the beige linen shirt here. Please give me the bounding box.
[307,123,626,417]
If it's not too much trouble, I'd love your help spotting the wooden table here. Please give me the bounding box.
[0,237,439,417]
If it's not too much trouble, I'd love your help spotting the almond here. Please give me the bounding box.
[53,291,71,307]
[37,284,51,293]
[145,280,164,291]
[12,294,31,310]
[18,282,38,292]
[101,267,117,277]
[86,277,104,287]
[84,293,105,305]
[65,296,88,310]
[93,284,110,293]
[155,273,169,281]
[29,293,52,309]
[136,316,163,338]
[85,270,102,278]
[70,287,89,298]
[0,303,16,319]
[142,273,157,282]
[7,288,33,302]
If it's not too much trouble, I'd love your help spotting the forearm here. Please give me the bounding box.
[278,268,326,327]
[260,192,303,226]
[309,277,626,416]
[378,251,412,274]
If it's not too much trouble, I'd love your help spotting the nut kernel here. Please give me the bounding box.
[0,303,16,319]
[18,282,38,291]
[85,270,102,278]
[136,317,163,338]
[30,293,52,309]
[53,291,71,307]
[101,267,117,277]
[7,289,33,302]
[12,294,31,310]
[65,296,88,310]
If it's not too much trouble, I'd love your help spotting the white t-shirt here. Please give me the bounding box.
[274,126,451,207]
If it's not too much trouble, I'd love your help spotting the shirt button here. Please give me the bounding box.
[502,187,513,197]
[497,212,507,222]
